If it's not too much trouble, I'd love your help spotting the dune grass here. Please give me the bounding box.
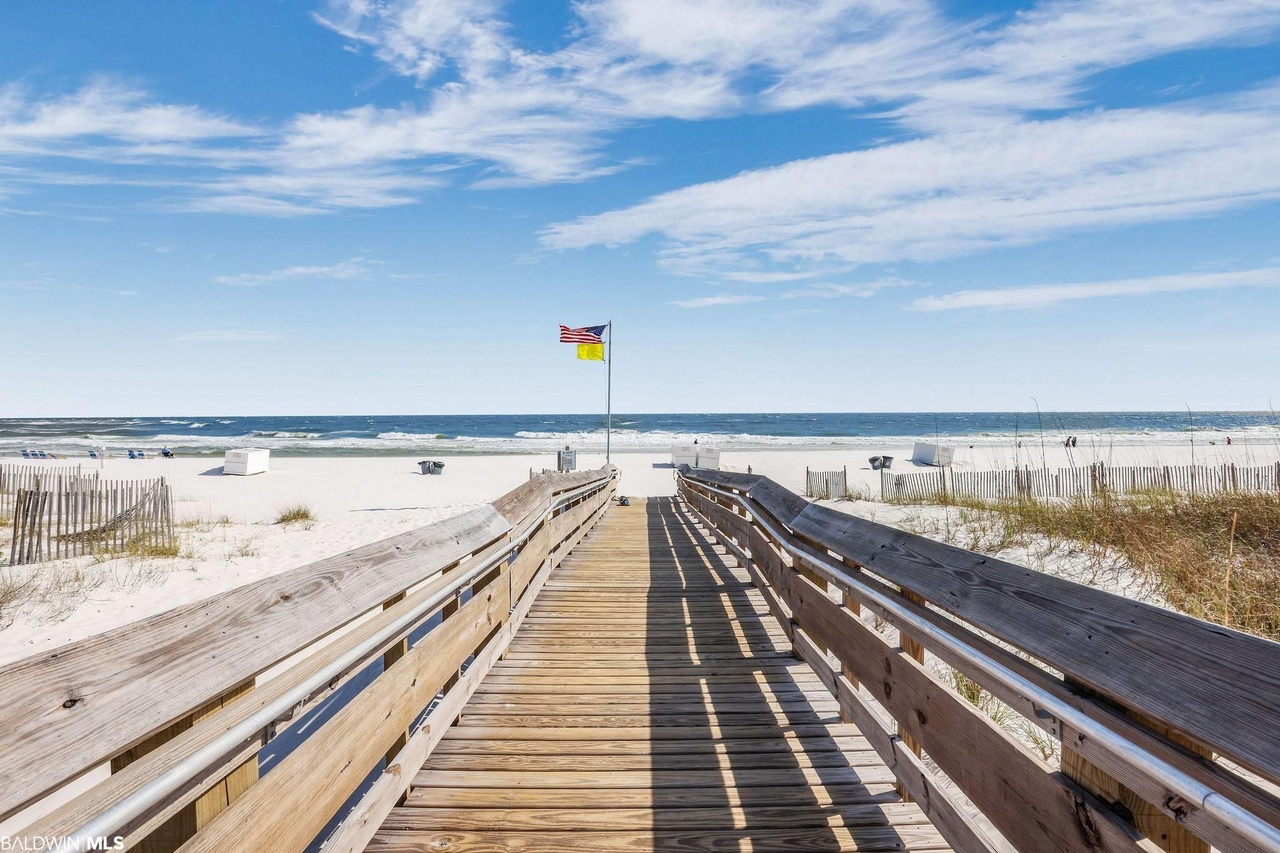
[273,503,316,525]
[922,490,1280,640]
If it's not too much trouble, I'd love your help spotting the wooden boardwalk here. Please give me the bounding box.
[368,497,950,852]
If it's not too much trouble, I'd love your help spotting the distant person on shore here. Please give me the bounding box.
[1071,436,1078,448]
[1227,436,1233,445]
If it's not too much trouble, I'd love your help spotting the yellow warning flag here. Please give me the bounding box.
[576,343,604,361]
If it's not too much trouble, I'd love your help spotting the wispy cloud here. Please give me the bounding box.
[2,0,1279,220]
[545,87,1280,277]
[213,257,376,285]
[0,78,255,149]
[669,294,767,309]
[670,277,909,310]
[784,280,912,299]
[171,330,285,343]
[911,267,1280,311]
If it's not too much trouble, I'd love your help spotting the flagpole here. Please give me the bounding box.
[606,321,612,465]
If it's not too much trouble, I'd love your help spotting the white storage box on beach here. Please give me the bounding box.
[224,448,270,476]
[696,446,721,470]
[671,445,698,467]
[911,442,954,467]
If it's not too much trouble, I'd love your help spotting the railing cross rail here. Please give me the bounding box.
[678,465,1280,853]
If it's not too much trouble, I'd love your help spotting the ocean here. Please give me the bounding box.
[2,412,1278,457]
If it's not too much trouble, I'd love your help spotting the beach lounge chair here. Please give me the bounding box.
[137,450,147,459]
[36,451,50,459]
[161,448,175,459]
[128,450,137,460]
[88,450,99,459]
[21,450,31,459]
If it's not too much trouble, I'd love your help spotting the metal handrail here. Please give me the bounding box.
[677,470,1280,853]
[58,473,614,850]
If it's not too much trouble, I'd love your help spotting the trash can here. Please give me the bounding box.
[419,460,445,475]
[869,456,883,470]
[881,456,894,470]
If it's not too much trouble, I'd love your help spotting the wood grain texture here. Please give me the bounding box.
[0,504,512,820]
[780,554,1151,853]
[317,489,612,853]
[366,826,951,852]
[2,468,614,850]
[370,497,946,853]
[180,574,512,853]
[681,468,1280,782]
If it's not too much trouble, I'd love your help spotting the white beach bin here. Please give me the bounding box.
[671,445,698,468]
[224,448,270,476]
[911,442,955,467]
[696,446,721,470]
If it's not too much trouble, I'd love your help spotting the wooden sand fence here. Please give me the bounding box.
[0,463,92,519]
[804,466,848,499]
[8,475,174,565]
[883,461,1280,502]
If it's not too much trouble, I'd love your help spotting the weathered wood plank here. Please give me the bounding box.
[369,496,942,853]
[380,802,928,831]
[429,735,869,756]
[781,563,1148,853]
[402,783,903,810]
[412,765,898,790]
[366,826,951,852]
[0,504,512,820]
[422,747,878,771]
[687,469,1280,780]
[180,573,512,853]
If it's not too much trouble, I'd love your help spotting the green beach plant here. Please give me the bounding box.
[273,503,316,525]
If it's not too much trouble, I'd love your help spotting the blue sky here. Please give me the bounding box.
[2,0,1279,416]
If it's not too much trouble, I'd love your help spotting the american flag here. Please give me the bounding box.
[559,324,606,344]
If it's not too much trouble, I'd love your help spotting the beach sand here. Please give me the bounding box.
[0,440,1275,837]
[0,439,1272,664]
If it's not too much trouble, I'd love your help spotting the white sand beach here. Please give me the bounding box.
[0,439,1273,664]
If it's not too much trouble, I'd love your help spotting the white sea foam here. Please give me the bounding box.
[4,424,1278,456]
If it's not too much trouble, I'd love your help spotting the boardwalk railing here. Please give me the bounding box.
[0,467,616,853]
[678,465,1280,853]
[883,461,1280,502]
[9,477,174,565]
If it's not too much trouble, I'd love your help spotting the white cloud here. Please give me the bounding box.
[785,279,912,298]
[171,330,285,342]
[3,0,1280,218]
[0,79,254,149]
[314,0,508,82]
[912,267,1280,311]
[544,89,1280,276]
[214,257,376,285]
[669,294,767,308]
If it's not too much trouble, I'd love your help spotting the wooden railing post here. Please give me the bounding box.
[895,589,927,801]
[382,592,409,767]
[840,556,861,692]
[437,556,467,722]
[110,680,258,853]
[1061,680,1209,853]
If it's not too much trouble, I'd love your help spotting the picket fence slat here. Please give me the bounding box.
[7,474,175,566]
[883,461,1280,502]
[804,467,849,500]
